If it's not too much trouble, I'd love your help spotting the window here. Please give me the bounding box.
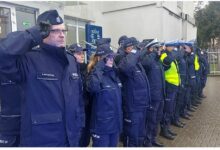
[66,25,77,46]
[65,16,88,47]
[78,27,85,46]
[0,7,11,38]
[15,6,37,31]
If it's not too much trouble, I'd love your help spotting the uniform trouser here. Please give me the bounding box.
[190,78,197,105]
[180,85,190,116]
[199,75,207,96]
[79,126,90,147]
[0,134,20,147]
[149,100,164,143]
[161,83,178,129]
[92,132,119,147]
[195,71,201,99]
[79,106,91,147]
[173,86,186,122]
[123,110,147,147]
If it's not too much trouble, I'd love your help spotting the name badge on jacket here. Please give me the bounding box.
[37,72,58,81]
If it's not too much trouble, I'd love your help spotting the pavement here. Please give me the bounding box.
[91,77,220,147]
[158,76,220,147]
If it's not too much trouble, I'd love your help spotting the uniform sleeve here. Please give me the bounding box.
[0,27,42,82]
[187,53,195,65]
[118,52,140,76]
[141,52,157,69]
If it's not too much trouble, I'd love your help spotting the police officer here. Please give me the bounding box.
[194,47,203,104]
[0,77,23,147]
[130,37,139,50]
[198,50,209,98]
[0,10,83,146]
[184,43,198,114]
[117,38,151,147]
[140,39,165,147]
[68,44,90,147]
[179,43,194,120]
[117,35,128,54]
[114,35,128,66]
[160,42,181,140]
[87,39,122,147]
[172,42,188,128]
[188,45,201,108]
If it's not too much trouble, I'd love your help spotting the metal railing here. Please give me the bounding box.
[207,49,220,75]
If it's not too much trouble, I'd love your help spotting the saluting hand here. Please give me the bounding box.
[39,21,51,39]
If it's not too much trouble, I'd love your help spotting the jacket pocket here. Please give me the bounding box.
[96,112,115,133]
[96,88,116,113]
[31,112,66,146]
[31,113,62,125]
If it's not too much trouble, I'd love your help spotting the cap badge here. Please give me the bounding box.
[56,17,61,23]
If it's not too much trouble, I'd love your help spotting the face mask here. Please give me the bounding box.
[174,47,178,51]
[131,49,137,54]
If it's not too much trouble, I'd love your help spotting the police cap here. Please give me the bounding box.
[37,10,63,25]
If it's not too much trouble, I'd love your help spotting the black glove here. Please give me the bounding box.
[38,21,51,39]
[26,21,51,45]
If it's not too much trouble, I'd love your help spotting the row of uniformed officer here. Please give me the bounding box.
[0,9,209,147]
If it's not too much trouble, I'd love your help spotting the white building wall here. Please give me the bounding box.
[101,1,156,12]
[1,1,197,45]
[186,22,197,41]
[182,1,195,17]
[162,1,181,15]
[101,4,162,47]
[161,8,183,41]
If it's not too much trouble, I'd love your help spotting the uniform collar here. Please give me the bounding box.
[40,43,68,65]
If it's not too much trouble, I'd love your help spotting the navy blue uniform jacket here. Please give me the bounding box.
[87,60,122,134]
[0,78,22,136]
[141,51,165,102]
[118,51,151,112]
[0,29,83,146]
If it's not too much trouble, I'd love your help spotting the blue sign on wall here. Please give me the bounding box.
[85,24,102,60]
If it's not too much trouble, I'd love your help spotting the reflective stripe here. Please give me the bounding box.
[0,115,21,118]
[191,76,196,79]
[0,140,8,144]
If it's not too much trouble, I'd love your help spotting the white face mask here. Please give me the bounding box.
[131,49,137,54]
[174,47,178,51]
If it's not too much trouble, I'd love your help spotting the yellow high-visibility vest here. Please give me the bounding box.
[160,53,180,86]
[194,54,200,71]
